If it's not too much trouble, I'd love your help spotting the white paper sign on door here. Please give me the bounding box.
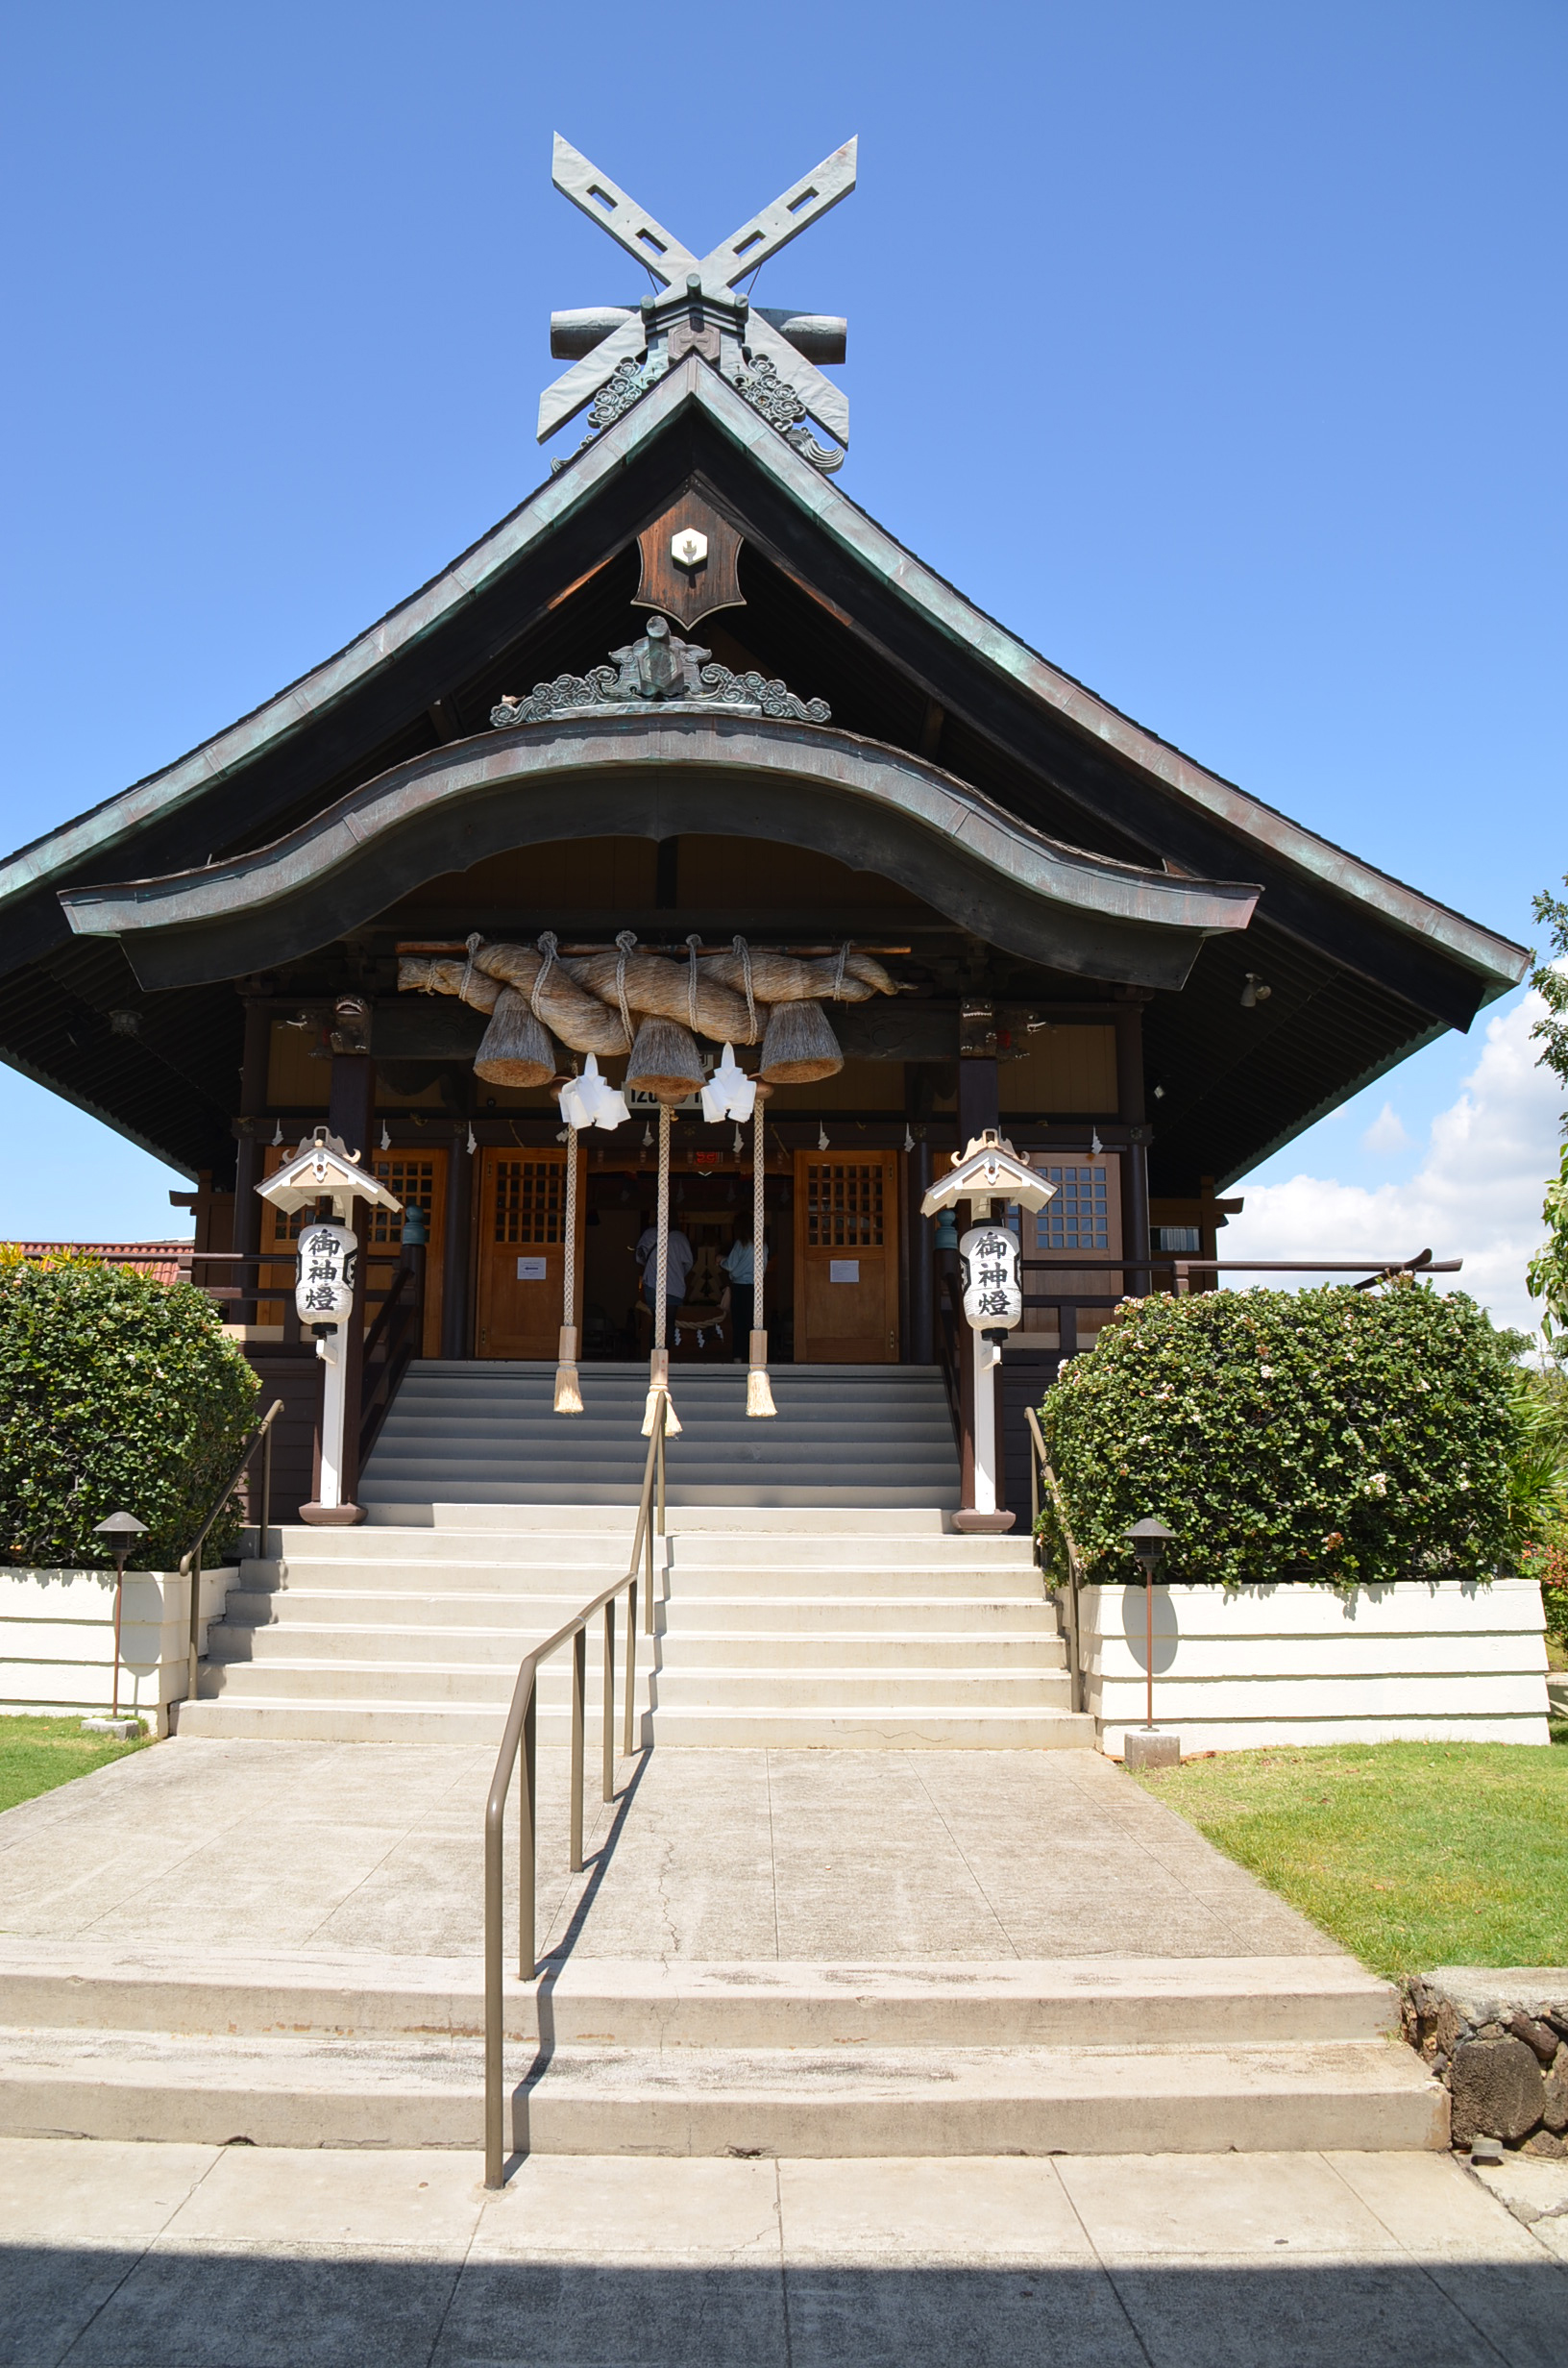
[516,1256,548,1281]
[829,1259,860,1283]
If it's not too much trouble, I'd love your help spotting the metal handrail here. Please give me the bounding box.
[178,1396,282,1704]
[483,1418,666,2189]
[1025,1406,1084,1715]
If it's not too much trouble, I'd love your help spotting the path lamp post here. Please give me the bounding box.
[1124,1517,1178,1769]
[92,1510,147,1724]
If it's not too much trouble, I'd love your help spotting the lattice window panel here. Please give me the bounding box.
[371,1158,435,1246]
[492,1158,566,1246]
[805,1162,885,1249]
[1034,1165,1111,1252]
[269,1196,332,1246]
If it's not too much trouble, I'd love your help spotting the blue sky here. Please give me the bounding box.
[1,1,1563,1312]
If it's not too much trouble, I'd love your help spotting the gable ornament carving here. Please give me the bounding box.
[490,615,829,728]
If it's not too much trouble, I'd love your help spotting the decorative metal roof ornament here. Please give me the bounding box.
[538,134,854,474]
[491,615,829,728]
[732,355,844,473]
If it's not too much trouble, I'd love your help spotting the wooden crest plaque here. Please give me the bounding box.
[632,491,746,630]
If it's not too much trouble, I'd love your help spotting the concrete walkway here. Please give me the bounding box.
[4,2137,1564,2366]
[0,1739,1335,1964]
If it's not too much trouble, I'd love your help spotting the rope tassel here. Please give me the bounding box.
[747,1096,776,1418]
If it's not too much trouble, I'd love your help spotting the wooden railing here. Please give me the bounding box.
[483,1421,667,2190]
[358,1247,425,1466]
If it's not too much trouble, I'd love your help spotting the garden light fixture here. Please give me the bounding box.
[93,1509,147,1720]
[1124,1516,1177,1758]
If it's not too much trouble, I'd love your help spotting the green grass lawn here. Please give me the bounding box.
[0,1714,153,1816]
[1131,1737,1568,1978]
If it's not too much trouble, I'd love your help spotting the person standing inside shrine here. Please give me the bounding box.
[634,1216,693,1324]
[721,1214,769,1356]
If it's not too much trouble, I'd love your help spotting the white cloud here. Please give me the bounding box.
[1224,991,1562,1334]
[1360,1100,1411,1156]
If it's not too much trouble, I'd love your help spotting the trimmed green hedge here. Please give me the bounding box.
[0,1250,259,1568]
[1041,1282,1514,1591]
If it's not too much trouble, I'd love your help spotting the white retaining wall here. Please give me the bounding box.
[1081,1577,1552,1756]
[0,1566,238,1739]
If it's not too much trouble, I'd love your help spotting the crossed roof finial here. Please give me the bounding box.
[538,135,856,469]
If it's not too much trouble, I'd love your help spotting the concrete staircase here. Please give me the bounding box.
[178,1511,1093,1749]
[358,1361,962,1514]
[0,1943,1445,2155]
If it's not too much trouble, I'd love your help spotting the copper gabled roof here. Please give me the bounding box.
[0,359,1527,1002]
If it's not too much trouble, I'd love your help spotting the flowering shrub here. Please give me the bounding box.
[0,1247,258,1567]
[1040,1281,1514,1591]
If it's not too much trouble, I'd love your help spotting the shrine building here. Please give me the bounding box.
[0,136,1528,1539]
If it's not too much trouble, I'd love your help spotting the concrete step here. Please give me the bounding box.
[207,1618,1060,1677]
[224,1588,649,1629]
[172,1699,592,1743]
[0,2026,1442,2156]
[651,1669,1073,1711]
[646,1707,1095,1748]
[195,1660,634,1707]
[660,1595,1046,1630]
[643,1632,1066,1671]
[0,1944,1403,2049]
[361,1481,963,1510]
[358,1362,962,1514]
[655,1566,1041,1597]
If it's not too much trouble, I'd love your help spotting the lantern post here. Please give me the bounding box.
[256,1129,404,1526]
[919,1131,1056,1533]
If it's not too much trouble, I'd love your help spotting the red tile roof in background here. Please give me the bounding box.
[10,1242,195,1285]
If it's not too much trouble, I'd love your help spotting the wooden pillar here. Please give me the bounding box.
[957,1056,999,1147]
[233,998,271,1320]
[442,1121,474,1360]
[1115,999,1152,1295]
[909,1132,933,1366]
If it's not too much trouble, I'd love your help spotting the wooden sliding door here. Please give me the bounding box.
[476,1146,584,1360]
[793,1151,899,1363]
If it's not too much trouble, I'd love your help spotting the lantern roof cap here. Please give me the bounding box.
[255,1127,403,1219]
[94,1509,148,1538]
[919,1130,1056,1216]
[1125,1517,1177,1542]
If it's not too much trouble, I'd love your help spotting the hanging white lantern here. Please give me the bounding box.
[295,1221,358,1327]
[959,1223,1023,1337]
[558,1052,629,1132]
[699,1045,757,1124]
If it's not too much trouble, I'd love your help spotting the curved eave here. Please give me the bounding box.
[57,711,1260,994]
[2,360,1524,1003]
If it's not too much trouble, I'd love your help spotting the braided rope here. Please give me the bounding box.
[686,934,701,1032]
[532,930,558,1020]
[832,939,850,1001]
[562,1124,578,1330]
[614,929,637,1052]
[655,1103,672,1352]
[732,934,757,1043]
[461,930,482,1003]
[753,1100,766,1339]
